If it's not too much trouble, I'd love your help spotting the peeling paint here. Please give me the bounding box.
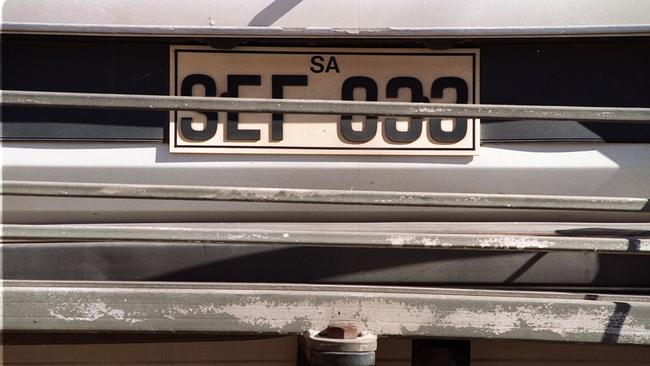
[10,284,650,345]
[48,301,143,324]
[386,235,441,247]
[224,232,271,241]
[161,297,650,343]
[477,236,555,249]
[386,235,415,246]
[200,299,315,330]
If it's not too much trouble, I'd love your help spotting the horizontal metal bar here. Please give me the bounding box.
[10,221,647,238]
[4,280,650,344]
[4,224,650,254]
[2,180,648,212]
[3,90,650,122]
[3,22,650,38]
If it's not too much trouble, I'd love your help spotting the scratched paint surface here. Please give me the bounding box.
[4,284,650,345]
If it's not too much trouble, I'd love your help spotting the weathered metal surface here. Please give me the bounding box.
[2,180,649,212]
[3,224,650,254]
[4,142,650,224]
[3,23,650,38]
[3,90,650,122]
[2,0,650,38]
[51,222,648,237]
[3,281,650,345]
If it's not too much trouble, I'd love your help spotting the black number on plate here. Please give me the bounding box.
[272,75,308,141]
[177,74,469,144]
[429,77,468,143]
[227,75,262,141]
[179,74,218,141]
[384,77,428,143]
[340,76,379,143]
[339,76,469,143]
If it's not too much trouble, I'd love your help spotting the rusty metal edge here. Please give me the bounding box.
[3,280,650,345]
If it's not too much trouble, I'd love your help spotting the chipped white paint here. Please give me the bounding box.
[436,304,611,336]
[200,299,315,330]
[46,296,649,339]
[169,305,191,316]
[477,236,555,249]
[165,296,650,342]
[386,235,441,247]
[432,304,650,344]
[386,235,416,246]
[224,231,272,241]
[48,301,143,324]
[420,237,442,247]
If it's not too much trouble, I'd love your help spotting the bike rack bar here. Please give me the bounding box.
[4,280,650,345]
[3,224,650,254]
[2,90,650,122]
[3,90,650,345]
[2,180,648,212]
[3,23,650,38]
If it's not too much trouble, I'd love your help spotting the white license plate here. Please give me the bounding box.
[170,46,479,155]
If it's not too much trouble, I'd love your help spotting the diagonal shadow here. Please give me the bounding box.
[601,302,631,344]
[555,228,650,238]
[249,0,303,26]
[503,252,546,283]
[628,238,641,252]
[149,246,506,283]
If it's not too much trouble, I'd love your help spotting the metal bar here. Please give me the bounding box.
[2,90,650,122]
[4,280,650,344]
[4,224,650,254]
[2,23,650,38]
[11,221,650,237]
[2,180,648,212]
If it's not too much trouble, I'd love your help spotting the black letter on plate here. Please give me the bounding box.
[385,77,427,143]
[179,74,218,141]
[325,57,340,73]
[227,75,262,141]
[271,75,308,141]
[429,77,468,143]
[340,76,378,143]
[309,56,325,73]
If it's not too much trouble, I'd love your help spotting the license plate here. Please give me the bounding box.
[170,46,479,155]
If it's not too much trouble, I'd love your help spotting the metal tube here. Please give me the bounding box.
[2,90,649,122]
[3,224,650,253]
[2,180,648,212]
